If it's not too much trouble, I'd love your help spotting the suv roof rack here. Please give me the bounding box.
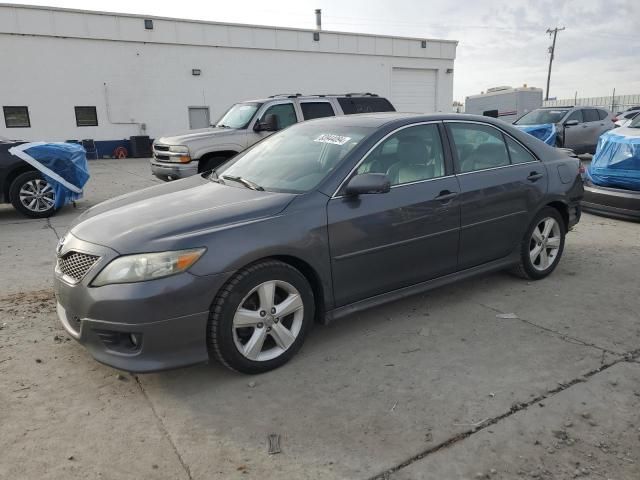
[268,93,303,98]
[344,92,379,97]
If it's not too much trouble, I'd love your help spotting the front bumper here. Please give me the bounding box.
[54,233,232,372]
[150,159,198,180]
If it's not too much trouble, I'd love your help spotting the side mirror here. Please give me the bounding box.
[344,173,391,196]
[564,119,579,127]
[254,113,279,132]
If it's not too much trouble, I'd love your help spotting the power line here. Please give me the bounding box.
[545,26,565,101]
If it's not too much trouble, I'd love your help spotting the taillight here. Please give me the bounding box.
[578,164,586,174]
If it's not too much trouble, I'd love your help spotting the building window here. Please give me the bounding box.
[3,106,30,128]
[75,106,98,127]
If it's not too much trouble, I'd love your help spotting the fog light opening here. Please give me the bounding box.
[129,333,141,348]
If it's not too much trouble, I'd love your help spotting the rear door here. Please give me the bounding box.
[327,122,460,306]
[445,121,548,269]
[582,108,604,152]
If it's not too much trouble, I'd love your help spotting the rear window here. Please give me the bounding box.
[338,97,395,115]
[300,102,335,120]
[583,109,600,122]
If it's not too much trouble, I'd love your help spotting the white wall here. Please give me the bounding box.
[0,5,456,141]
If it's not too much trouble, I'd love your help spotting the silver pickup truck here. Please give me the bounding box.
[151,93,395,181]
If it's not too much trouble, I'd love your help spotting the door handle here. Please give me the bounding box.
[435,190,458,201]
[527,172,544,182]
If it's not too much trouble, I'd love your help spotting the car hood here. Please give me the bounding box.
[613,126,640,138]
[70,175,295,253]
[156,127,239,145]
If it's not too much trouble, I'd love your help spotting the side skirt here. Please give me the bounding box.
[323,254,519,324]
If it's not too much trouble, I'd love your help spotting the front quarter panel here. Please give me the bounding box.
[187,191,334,309]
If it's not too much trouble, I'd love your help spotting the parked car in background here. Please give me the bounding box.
[0,136,57,217]
[150,93,395,181]
[613,110,639,128]
[583,114,640,221]
[56,113,582,374]
[514,106,614,153]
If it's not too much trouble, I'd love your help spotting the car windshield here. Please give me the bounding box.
[215,103,262,129]
[515,109,569,125]
[216,123,372,193]
[628,114,640,128]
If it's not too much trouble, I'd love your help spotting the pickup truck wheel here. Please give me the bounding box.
[9,171,57,218]
[199,156,228,173]
[208,260,314,374]
[512,207,565,280]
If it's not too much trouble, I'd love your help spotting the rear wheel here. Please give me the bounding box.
[9,171,57,218]
[208,260,314,374]
[512,207,565,280]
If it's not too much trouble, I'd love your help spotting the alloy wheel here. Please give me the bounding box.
[19,179,55,213]
[529,217,561,271]
[232,280,304,361]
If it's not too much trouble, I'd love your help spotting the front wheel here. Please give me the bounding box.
[512,207,566,280]
[9,171,57,218]
[208,260,315,374]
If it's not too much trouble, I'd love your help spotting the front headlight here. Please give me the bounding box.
[92,248,206,287]
[168,145,189,154]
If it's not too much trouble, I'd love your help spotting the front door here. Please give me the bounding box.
[562,109,589,152]
[248,101,299,147]
[446,121,548,269]
[327,123,461,307]
[188,107,210,129]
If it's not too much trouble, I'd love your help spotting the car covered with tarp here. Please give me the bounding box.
[2,141,89,218]
[582,116,640,221]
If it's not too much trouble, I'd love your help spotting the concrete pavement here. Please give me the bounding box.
[1,159,639,479]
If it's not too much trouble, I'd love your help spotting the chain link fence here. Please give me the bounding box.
[543,94,640,113]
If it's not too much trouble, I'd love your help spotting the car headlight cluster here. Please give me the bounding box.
[92,248,206,286]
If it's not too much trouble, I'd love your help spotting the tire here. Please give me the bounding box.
[199,155,228,174]
[9,171,57,218]
[208,260,315,374]
[512,207,566,280]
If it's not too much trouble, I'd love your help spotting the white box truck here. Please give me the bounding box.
[465,86,543,123]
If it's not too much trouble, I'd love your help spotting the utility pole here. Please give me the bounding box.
[545,26,565,101]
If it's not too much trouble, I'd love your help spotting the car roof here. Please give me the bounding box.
[241,94,388,103]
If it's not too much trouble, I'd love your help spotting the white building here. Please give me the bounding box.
[0,4,457,149]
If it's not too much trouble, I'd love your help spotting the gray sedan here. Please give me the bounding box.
[54,113,583,374]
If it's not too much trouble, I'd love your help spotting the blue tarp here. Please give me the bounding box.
[514,123,557,146]
[8,142,90,209]
[586,130,640,191]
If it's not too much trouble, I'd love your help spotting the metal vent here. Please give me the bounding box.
[58,251,100,282]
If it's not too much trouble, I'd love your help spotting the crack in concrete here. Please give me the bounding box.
[369,350,640,480]
[134,375,193,480]
[45,218,60,240]
[478,302,623,356]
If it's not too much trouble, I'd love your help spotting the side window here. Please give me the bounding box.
[566,110,583,123]
[583,109,599,123]
[357,124,445,185]
[448,123,510,173]
[597,109,609,120]
[260,103,297,130]
[3,106,30,128]
[505,136,537,164]
[300,102,335,120]
[338,97,395,115]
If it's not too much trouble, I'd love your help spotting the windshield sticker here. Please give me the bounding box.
[314,134,352,146]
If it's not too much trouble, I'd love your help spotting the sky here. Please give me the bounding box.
[11,0,640,103]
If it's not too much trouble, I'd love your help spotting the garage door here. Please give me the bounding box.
[391,68,437,113]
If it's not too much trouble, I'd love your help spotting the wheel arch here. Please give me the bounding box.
[545,200,570,231]
[197,150,239,173]
[4,163,37,202]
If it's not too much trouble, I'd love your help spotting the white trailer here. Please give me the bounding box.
[465,86,543,123]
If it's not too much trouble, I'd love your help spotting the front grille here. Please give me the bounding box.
[57,251,100,282]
